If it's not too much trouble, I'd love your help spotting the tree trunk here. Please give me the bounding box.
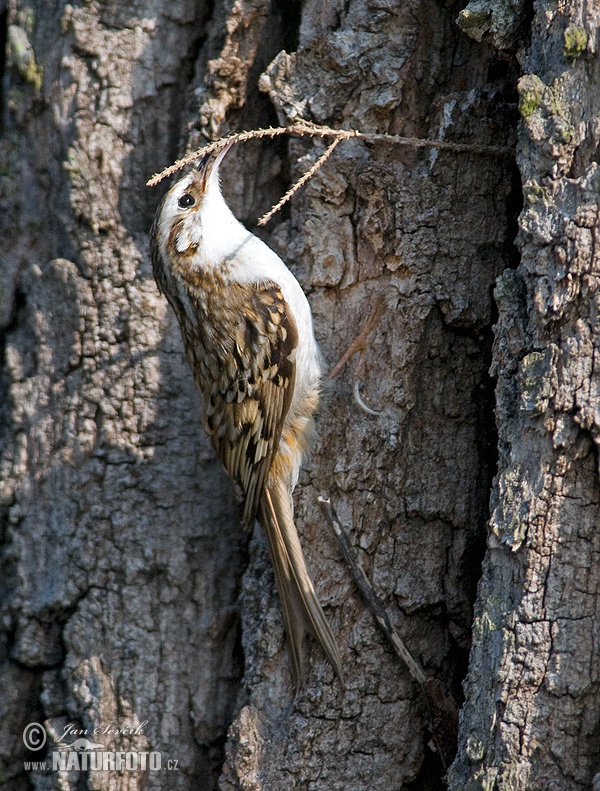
[2,0,590,789]
[449,1,600,789]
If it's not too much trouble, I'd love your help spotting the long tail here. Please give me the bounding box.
[259,478,344,689]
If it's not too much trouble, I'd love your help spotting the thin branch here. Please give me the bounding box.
[329,296,386,416]
[317,496,427,687]
[257,137,341,226]
[329,296,386,378]
[146,127,300,187]
[145,120,514,187]
[319,495,460,769]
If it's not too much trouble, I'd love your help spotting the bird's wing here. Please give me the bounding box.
[196,280,298,526]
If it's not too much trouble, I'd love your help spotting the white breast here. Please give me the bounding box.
[195,182,323,404]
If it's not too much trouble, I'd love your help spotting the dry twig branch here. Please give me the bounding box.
[318,496,427,686]
[329,295,386,379]
[257,137,341,226]
[318,496,459,768]
[146,120,514,226]
[329,295,386,416]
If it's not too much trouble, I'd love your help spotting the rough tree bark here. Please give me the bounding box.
[449,1,600,790]
[4,0,591,789]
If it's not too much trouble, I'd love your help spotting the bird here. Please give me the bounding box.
[149,141,343,689]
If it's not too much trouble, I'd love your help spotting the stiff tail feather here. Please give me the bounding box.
[259,480,344,689]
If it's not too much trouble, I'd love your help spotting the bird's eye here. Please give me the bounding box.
[178,193,195,209]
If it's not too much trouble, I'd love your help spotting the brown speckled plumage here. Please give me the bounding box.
[150,149,343,688]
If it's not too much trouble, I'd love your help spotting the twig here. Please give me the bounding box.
[329,296,386,416]
[318,496,426,686]
[257,138,341,226]
[145,120,515,187]
[318,495,460,769]
[146,127,296,187]
[329,296,385,378]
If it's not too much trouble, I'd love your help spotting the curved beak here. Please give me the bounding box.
[197,139,235,182]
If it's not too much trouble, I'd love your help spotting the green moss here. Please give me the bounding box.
[517,74,551,119]
[7,25,43,90]
[457,6,492,32]
[519,84,543,118]
[473,611,497,639]
[518,73,574,156]
[64,146,83,174]
[23,59,43,90]
[557,123,573,144]
[23,8,35,33]
[457,0,521,48]
[524,182,549,205]
[563,23,587,59]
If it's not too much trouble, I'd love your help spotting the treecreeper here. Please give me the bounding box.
[149,142,343,689]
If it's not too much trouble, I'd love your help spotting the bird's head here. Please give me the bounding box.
[152,140,234,260]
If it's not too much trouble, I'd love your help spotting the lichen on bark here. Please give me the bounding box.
[450,1,600,788]
[1,0,520,789]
